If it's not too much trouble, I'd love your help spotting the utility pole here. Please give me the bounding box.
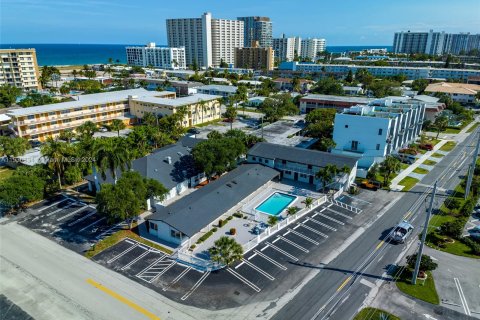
[465,131,480,199]
[261,115,264,139]
[412,181,437,284]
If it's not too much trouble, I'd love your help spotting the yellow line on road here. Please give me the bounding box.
[86,279,160,320]
[404,211,413,219]
[336,276,352,292]
[375,240,385,251]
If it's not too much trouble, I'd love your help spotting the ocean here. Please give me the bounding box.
[0,43,392,66]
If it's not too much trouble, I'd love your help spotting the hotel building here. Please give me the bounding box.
[237,16,273,48]
[234,41,274,70]
[300,38,326,61]
[126,43,186,70]
[273,35,301,62]
[0,48,40,91]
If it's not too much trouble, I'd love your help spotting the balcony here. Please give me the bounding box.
[342,146,365,154]
[274,163,315,175]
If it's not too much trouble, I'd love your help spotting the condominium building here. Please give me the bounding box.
[0,48,40,91]
[234,41,274,70]
[424,82,480,104]
[166,12,244,68]
[237,16,273,48]
[126,43,186,70]
[332,97,426,173]
[273,35,301,62]
[7,89,175,141]
[300,38,326,61]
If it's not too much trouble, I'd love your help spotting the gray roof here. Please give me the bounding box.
[85,137,204,190]
[248,142,358,169]
[134,93,222,106]
[197,84,238,93]
[147,164,279,237]
[300,94,372,104]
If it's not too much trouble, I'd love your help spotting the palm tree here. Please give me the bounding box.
[77,135,101,192]
[198,99,207,124]
[58,129,76,143]
[76,121,98,138]
[208,236,244,267]
[109,119,126,137]
[224,105,237,130]
[72,69,78,80]
[151,130,173,149]
[379,156,402,187]
[303,197,314,208]
[108,57,113,65]
[434,115,449,139]
[316,164,339,193]
[95,138,131,184]
[41,138,69,189]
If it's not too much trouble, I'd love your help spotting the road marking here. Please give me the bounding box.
[46,201,77,216]
[247,253,257,260]
[121,251,151,270]
[265,242,299,261]
[96,220,126,239]
[162,267,191,291]
[404,211,413,219]
[277,236,309,253]
[67,210,97,227]
[78,217,106,232]
[227,268,261,292]
[298,223,328,238]
[305,217,337,231]
[325,207,353,219]
[136,257,164,277]
[359,278,375,288]
[314,212,345,225]
[85,278,160,320]
[454,277,471,316]
[181,271,210,301]
[253,250,287,270]
[235,261,245,269]
[56,205,88,222]
[336,276,352,292]
[260,245,269,252]
[241,259,275,280]
[108,244,138,264]
[38,198,68,212]
[375,240,385,251]
[149,261,176,283]
[287,228,319,245]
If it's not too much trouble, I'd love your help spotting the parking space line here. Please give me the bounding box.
[96,221,126,239]
[163,267,192,291]
[125,239,135,245]
[46,201,77,217]
[181,271,211,301]
[107,244,138,264]
[253,250,287,270]
[260,245,269,252]
[137,257,164,277]
[287,228,319,245]
[241,259,275,280]
[305,217,337,231]
[227,268,261,292]
[120,251,152,270]
[454,277,471,316]
[265,242,299,261]
[38,198,68,212]
[314,212,345,225]
[247,253,257,260]
[150,261,176,283]
[235,261,245,269]
[56,205,88,222]
[298,223,328,238]
[326,207,353,219]
[277,236,309,253]
[67,210,97,227]
[78,217,106,232]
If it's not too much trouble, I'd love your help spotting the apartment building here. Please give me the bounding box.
[237,16,273,48]
[332,97,425,172]
[0,48,40,91]
[7,89,175,141]
[273,35,301,62]
[299,95,373,113]
[126,43,186,70]
[300,38,326,61]
[197,84,238,98]
[234,41,274,70]
[166,12,244,68]
[424,82,480,104]
[129,93,222,127]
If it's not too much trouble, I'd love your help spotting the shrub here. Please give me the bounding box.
[439,220,464,239]
[461,198,475,217]
[230,228,236,235]
[233,212,243,218]
[463,237,480,255]
[287,206,300,215]
[227,216,233,221]
[218,219,224,227]
[268,215,278,225]
[426,232,446,248]
[212,227,218,232]
[197,230,214,243]
[406,253,438,272]
[445,198,461,210]
[190,244,196,250]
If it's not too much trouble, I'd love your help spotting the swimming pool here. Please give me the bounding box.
[255,192,297,216]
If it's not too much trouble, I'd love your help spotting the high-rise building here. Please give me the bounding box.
[393,31,430,54]
[273,35,299,62]
[234,41,274,70]
[126,43,186,70]
[0,48,40,91]
[166,12,243,68]
[237,16,273,48]
[300,38,326,61]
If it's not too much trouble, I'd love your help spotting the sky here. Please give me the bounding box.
[1,0,479,45]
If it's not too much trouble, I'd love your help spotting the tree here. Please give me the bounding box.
[440,220,464,239]
[0,175,45,211]
[151,130,173,149]
[303,197,314,208]
[345,70,354,83]
[406,254,438,272]
[109,119,126,137]
[316,164,338,193]
[366,163,379,180]
[0,137,30,158]
[18,92,57,107]
[219,58,228,68]
[411,79,429,93]
[84,70,97,79]
[208,236,244,267]
[291,77,301,92]
[41,138,71,189]
[95,137,131,184]
[368,79,402,98]
[224,105,237,130]
[76,121,98,138]
[207,130,223,140]
[59,85,70,95]
[260,93,299,123]
[355,69,374,88]
[58,129,76,143]
[192,59,198,72]
[378,156,401,187]
[268,215,278,225]
[312,77,344,95]
[0,84,22,108]
[433,115,449,139]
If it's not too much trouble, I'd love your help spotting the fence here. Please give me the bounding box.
[328,198,362,214]
[175,251,223,272]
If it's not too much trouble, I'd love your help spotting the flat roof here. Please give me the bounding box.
[147,164,279,237]
[300,94,372,103]
[197,84,238,93]
[7,89,165,117]
[134,93,221,107]
[425,82,480,95]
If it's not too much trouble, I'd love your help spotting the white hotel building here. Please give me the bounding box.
[300,38,326,61]
[332,97,425,175]
[126,43,186,70]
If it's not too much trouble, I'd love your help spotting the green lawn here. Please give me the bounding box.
[467,122,479,133]
[439,141,457,152]
[413,167,429,174]
[444,127,461,134]
[195,119,223,127]
[422,159,437,166]
[431,153,444,158]
[428,138,441,146]
[353,307,400,320]
[399,176,419,191]
[396,269,440,305]
[0,167,14,181]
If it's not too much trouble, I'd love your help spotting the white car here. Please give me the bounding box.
[389,220,414,243]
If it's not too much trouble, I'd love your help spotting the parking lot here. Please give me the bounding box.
[19,194,126,253]
[93,197,378,310]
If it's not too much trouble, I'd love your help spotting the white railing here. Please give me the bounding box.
[242,195,327,254]
[175,251,223,272]
[332,189,343,200]
[329,198,362,214]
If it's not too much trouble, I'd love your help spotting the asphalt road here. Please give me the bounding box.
[271,129,479,320]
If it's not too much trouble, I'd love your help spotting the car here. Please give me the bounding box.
[188,128,200,134]
[99,127,108,132]
[469,226,480,239]
[360,179,382,191]
[394,153,416,164]
[389,220,414,243]
[419,143,434,151]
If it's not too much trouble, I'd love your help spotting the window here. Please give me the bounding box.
[282,160,286,164]
[378,128,383,135]
[345,125,349,128]
[351,140,358,151]
[264,159,268,163]
[170,229,182,239]
[251,156,256,161]
[149,222,158,231]
[376,144,380,150]
[285,170,292,175]
[307,164,312,169]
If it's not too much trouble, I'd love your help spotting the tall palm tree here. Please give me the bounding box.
[76,121,98,138]
[95,138,131,184]
[379,156,402,187]
[77,135,100,192]
[41,138,69,189]
[198,99,207,124]
[151,130,173,149]
[316,164,339,193]
[109,119,126,137]
[208,236,244,267]
[72,69,78,80]
[58,129,76,143]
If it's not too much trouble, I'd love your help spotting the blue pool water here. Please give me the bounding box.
[256,193,297,216]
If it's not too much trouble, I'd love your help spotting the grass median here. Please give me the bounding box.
[399,176,419,191]
[413,167,429,174]
[431,152,444,158]
[467,122,479,133]
[439,141,457,152]
[396,268,440,305]
[422,159,437,166]
[353,307,400,320]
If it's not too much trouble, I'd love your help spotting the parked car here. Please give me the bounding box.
[469,226,480,239]
[99,127,108,132]
[360,180,382,191]
[394,153,416,164]
[389,220,414,243]
[419,143,434,151]
[188,127,200,134]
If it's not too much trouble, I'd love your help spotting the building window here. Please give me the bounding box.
[376,144,380,150]
[282,160,286,164]
[252,156,256,161]
[170,229,181,239]
[149,222,158,231]
[378,128,383,135]
[345,125,348,128]
[307,164,312,169]
[285,170,292,175]
[351,140,358,151]
[264,159,268,163]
